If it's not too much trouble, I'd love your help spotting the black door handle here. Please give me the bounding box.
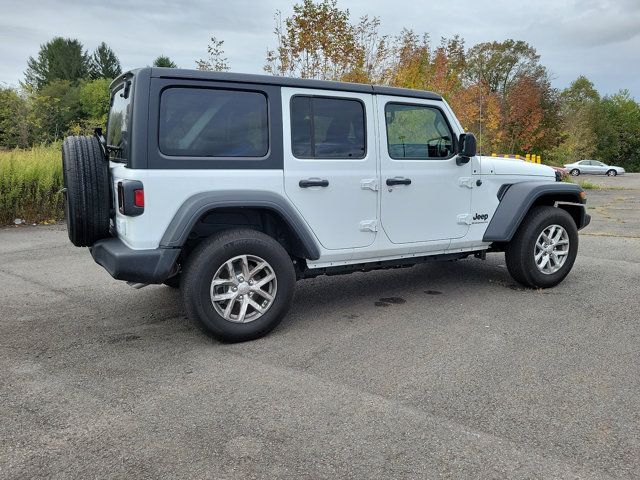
[386,178,412,186]
[299,179,329,188]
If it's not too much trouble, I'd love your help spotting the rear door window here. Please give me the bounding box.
[290,96,366,159]
[159,88,268,157]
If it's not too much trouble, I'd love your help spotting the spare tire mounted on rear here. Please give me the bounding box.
[62,136,111,247]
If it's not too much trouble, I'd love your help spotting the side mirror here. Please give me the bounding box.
[457,133,477,165]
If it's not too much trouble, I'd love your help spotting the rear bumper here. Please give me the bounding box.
[90,237,180,284]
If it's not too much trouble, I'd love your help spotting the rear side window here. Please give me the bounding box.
[159,88,268,157]
[107,84,131,162]
[291,96,366,159]
[385,103,454,160]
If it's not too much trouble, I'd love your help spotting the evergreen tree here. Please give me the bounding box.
[153,55,177,68]
[90,42,122,79]
[24,37,90,90]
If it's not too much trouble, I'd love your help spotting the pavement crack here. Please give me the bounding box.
[0,267,73,298]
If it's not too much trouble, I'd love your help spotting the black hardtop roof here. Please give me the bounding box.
[119,67,443,101]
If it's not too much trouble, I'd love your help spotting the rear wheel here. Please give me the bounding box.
[163,275,181,289]
[570,169,580,176]
[606,169,617,176]
[505,206,578,288]
[62,136,110,247]
[182,229,296,342]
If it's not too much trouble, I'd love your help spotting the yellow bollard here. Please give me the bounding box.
[537,155,541,164]
[525,154,531,162]
[515,154,520,159]
[491,153,497,157]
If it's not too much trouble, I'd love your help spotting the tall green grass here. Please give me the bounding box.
[0,144,64,225]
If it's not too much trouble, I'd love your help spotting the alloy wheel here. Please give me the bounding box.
[533,224,570,275]
[209,254,277,323]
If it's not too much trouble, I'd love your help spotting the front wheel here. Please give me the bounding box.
[182,229,296,342]
[505,206,578,288]
[570,169,580,176]
[606,169,617,176]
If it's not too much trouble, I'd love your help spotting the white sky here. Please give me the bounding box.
[1,0,639,98]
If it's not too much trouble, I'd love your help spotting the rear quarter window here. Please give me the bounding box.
[107,84,131,162]
[159,88,269,158]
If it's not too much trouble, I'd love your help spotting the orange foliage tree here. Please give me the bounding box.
[263,0,563,158]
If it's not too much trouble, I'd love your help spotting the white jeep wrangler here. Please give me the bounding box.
[62,68,590,342]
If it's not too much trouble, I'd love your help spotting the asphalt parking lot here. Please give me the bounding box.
[1,174,639,479]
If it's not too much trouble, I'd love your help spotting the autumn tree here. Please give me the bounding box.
[388,32,465,96]
[265,0,357,80]
[465,40,546,96]
[448,82,502,154]
[265,0,391,82]
[388,30,430,89]
[341,15,392,83]
[196,36,230,71]
[503,76,545,152]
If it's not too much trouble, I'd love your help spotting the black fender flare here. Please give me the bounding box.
[483,181,588,242]
[159,191,321,260]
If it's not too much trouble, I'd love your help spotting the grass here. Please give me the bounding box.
[564,176,602,190]
[0,143,64,225]
[575,180,602,190]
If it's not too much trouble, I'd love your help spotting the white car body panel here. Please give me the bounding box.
[110,91,556,268]
[281,87,378,250]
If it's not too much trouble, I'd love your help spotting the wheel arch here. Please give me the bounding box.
[483,182,589,243]
[159,191,321,261]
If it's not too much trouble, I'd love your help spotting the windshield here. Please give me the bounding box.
[106,82,131,162]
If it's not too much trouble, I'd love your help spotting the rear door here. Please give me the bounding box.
[376,96,471,245]
[282,88,378,250]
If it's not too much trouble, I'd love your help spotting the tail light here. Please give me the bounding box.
[117,180,144,216]
[134,188,144,207]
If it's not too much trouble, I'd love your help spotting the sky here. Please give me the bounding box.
[1,0,639,98]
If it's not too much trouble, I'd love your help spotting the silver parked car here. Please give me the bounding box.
[564,160,626,176]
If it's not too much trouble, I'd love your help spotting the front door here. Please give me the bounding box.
[590,160,607,174]
[377,96,472,245]
[282,88,378,250]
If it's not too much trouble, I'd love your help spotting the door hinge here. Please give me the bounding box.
[360,220,378,232]
[458,177,475,189]
[457,214,473,225]
[360,178,379,191]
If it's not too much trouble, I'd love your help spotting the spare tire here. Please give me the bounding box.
[62,136,111,247]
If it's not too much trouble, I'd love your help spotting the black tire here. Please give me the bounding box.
[62,136,110,247]
[182,229,296,342]
[570,169,580,176]
[606,169,617,176]
[163,275,181,289]
[505,206,578,288]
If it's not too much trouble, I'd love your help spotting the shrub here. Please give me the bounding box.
[0,143,64,225]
